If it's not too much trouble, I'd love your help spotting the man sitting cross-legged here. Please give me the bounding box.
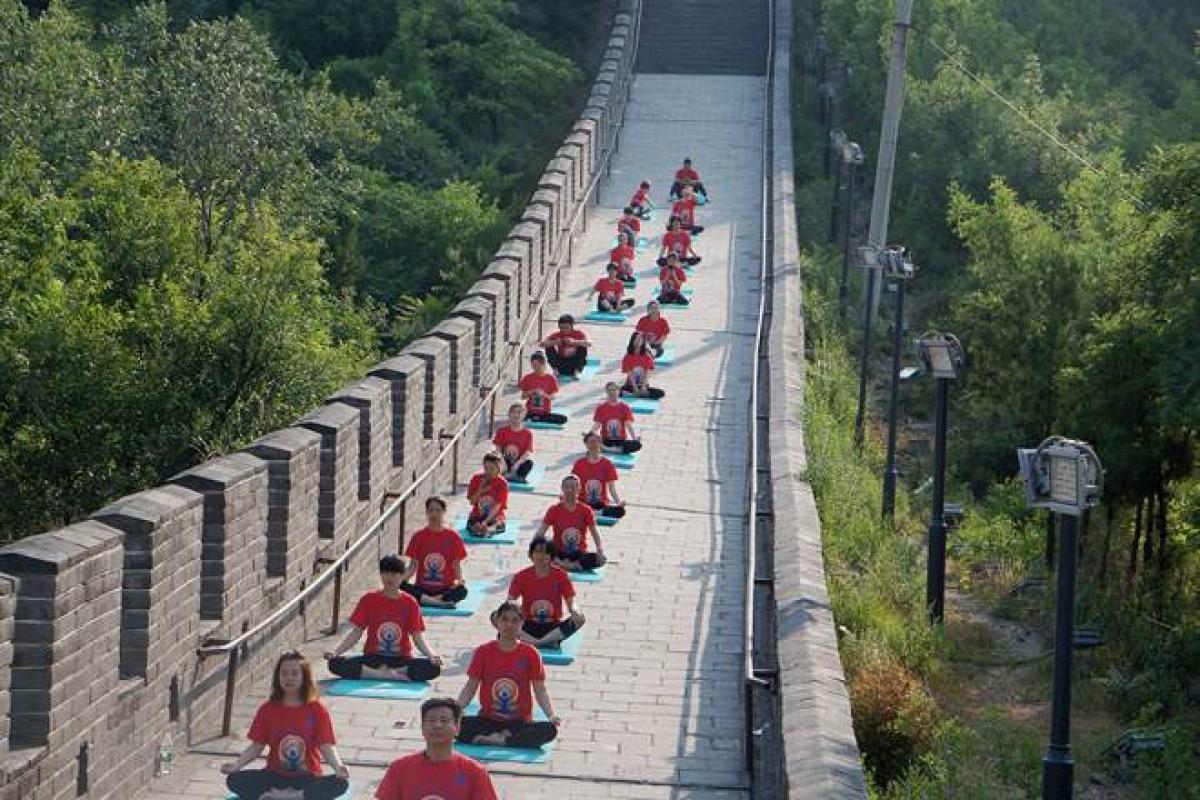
[508,535,586,648]
[375,697,498,800]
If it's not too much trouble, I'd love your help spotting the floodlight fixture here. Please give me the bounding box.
[1016,436,1104,517]
[915,332,964,381]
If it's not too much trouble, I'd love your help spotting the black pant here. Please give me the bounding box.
[327,653,441,681]
[597,297,636,313]
[227,770,348,800]
[503,456,534,481]
[670,180,707,198]
[689,225,705,235]
[466,514,506,533]
[587,500,626,519]
[523,617,581,642]
[602,437,641,454]
[657,256,701,267]
[457,716,558,749]
[401,582,469,603]
[527,411,567,425]
[648,342,664,357]
[658,290,689,306]
[621,383,665,400]
[633,204,652,219]
[546,347,588,376]
[556,550,604,571]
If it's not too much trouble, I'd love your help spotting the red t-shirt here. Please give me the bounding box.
[593,401,634,441]
[404,527,468,593]
[541,501,595,554]
[631,187,650,206]
[671,197,697,227]
[594,277,625,304]
[572,456,619,506]
[545,329,587,359]
[467,473,508,522]
[616,215,641,235]
[467,641,546,722]
[610,244,636,271]
[636,315,670,344]
[492,425,533,464]
[622,352,656,386]
[675,166,700,182]
[508,565,575,624]
[247,701,336,776]
[661,230,692,258]
[660,265,687,291]
[518,371,559,415]
[376,751,498,800]
[349,590,425,658]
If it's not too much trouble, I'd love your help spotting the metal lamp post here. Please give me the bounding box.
[1017,437,1104,800]
[916,332,965,624]
[880,247,914,520]
[852,246,879,447]
[837,141,866,319]
[827,129,847,239]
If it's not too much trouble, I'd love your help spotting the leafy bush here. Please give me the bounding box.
[849,659,940,786]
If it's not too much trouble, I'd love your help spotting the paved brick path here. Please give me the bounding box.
[146,72,765,800]
[636,0,769,75]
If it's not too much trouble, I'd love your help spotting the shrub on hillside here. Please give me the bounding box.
[849,660,940,787]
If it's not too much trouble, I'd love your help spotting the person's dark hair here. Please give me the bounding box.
[379,554,406,574]
[583,431,601,445]
[623,205,635,214]
[269,650,319,704]
[425,496,447,512]
[668,216,682,229]
[528,535,554,557]
[606,262,619,273]
[561,474,580,489]
[509,402,525,414]
[420,696,463,724]
[557,314,574,326]
[683,157,692,165]
[640,180,651,189]
[626,331,643,355]
[482,451,505,468]
[531,350,546,363]
[490,600,524,625]
[604,380,619,392]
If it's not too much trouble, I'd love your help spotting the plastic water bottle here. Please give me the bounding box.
[157,732,175,776]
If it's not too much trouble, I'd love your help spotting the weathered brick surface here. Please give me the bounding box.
[566,130,592,195]
[297,403,362,555]
[0,575,12,760]
[330,376,394,509]
[573,119,599,175]
[540,165,571,237]
[481,259,525,340]
[429,317,475,421]
[467,276,512,349]
[495,237,532,324]
[508,219,544,288]
[558,141,586,205]
[451,296,496,388]
[401,336,451,447]
[520,205,553,284]
[530,189,561,268]
[244,426,322,594]
[367,354,427,487]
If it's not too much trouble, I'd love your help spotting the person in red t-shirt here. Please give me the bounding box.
[610,233,637,283]
[658,253,690,306]
[573,433,625,520]
[635,300,671,357]
[455,602,561,749]
[325,555,443,682]
[658,216,702,267]
[616,206,642,246]
[592,262,636,313]
[537,314,593,378]
[492,402,535,482]
[620,332,665,400]
[534,475,607,573]
[401,496,469,608]
[670,157,708,200]
[518,352,566,424]
[223,651,350,799]
[508,536,586,647]
[590,382,642,453]
[376,697,498,800]
[466,453,509,536]
[630,179,654,219]
[670,185,704,235]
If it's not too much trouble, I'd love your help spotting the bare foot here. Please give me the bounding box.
[472,732,509,746]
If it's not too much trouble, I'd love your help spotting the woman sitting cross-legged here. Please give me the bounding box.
[508,536,586,648]
[588,381,642,454]
[325,555,444,681]
[401,496,469,608]
[518,351,566,425]
[455,601,562,749]
[592,262,636,313]
[635,300,671,357]
[493,402,535,483]
[573,433,626,520]
[534,475,607,573]
[658,253,690,306]
[610,232,638,282]
[620,331,665,400]
[465,452,509,537]
[222,651,350,800]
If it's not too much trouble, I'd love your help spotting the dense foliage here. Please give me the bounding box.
[0,0,607,538]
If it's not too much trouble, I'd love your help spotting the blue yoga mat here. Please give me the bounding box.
[596,514,619,527]
[583,310,629,324]
[526,419,566,431]
[421,581,491,618]
[456,516,520,545]
[557,358,600,383]
[508,464,546,493]
[569,566,606,583]
[230,787,354,800]
[455,742,553,764]
[697,194,709,205]
[538,630,583,665]
[655,347,676,366]
[609,451,639,470]
[626,397,661,415]
[322,679,430,699]
[464,701,549,722]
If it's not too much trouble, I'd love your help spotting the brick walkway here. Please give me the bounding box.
[147,72,765,800]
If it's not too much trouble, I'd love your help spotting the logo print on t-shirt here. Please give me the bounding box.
[478,496,494,515]
[377,621,403,655]
[278,734,306,772]
[423,552,446,583]
[562,528,582,553]
[491,677,520,717]
[632,366,645,383]
[504,444,519,461]
[530,599,554,623]
[585,479,602,503]
[530,391,545,409]
[605,419,622,439]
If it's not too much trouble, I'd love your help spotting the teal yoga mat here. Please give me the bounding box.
[655,347,676,366]
[538,630,583,665]
[322,679,430,699]
[420,581,491,618]
[454,742,552,764]
[507,464,546,493]
[568,566,606,583]
[596,514,619,527]
[626,397,661,415]
[464,701,549,722]
[583,310,629,324]
[525,419,566,431]
[230,786,354,800]
[608,451,639,470]
[557,357,600,383]
[455,516,520,545]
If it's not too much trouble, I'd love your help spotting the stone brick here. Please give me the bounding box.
[495,237,532,322]
[367,355,426,486]
[401,336,451,444]
[573,118,599,175]
[429,317,475,421]
[467,276,512,348]
[519,205,553,282]
[529,189,561,269]
[508,219,544,288]
[330,375,394,509]
[451,296,496,388]
[297,403,362,553]
[566,130,593,195]
[244,427,321,592]
[481,259,525,340]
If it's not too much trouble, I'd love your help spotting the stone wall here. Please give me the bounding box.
[0,2,642,797]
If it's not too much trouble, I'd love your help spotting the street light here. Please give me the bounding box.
[827,129,847,232]
[837,141,866,319]
[1016,437,1103,800]
[915,331,964,624]
[879,247,915,520]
